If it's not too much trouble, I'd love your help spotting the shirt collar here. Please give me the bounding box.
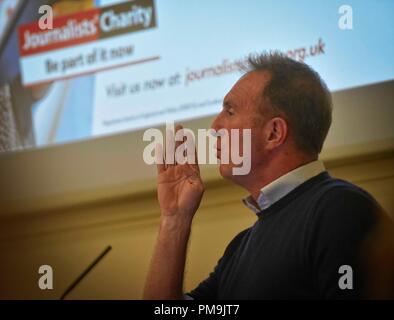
[242,160,325,214]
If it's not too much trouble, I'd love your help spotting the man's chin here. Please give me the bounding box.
[218,163,233,180]
[219,163,251,183]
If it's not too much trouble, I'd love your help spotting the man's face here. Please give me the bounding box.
[211,71,271,180]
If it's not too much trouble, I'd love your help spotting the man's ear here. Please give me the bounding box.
[264,117,288,150]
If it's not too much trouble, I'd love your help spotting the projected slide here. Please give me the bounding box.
[5,0,394,148]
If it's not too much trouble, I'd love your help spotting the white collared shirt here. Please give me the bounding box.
[243,160,326,214]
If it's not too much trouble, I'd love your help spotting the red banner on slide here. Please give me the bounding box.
[18,0,157,58]
[19,9,100,57]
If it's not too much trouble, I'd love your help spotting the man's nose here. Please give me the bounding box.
[211,113,222,131]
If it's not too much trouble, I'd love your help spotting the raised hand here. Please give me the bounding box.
[156,125,204,222]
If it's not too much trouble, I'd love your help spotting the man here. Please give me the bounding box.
[143,52,382,299]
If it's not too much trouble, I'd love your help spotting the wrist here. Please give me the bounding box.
[160,214,193,232]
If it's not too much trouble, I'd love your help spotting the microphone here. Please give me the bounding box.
[60,245,112,300]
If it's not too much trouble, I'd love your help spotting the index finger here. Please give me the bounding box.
[155,143,166,174]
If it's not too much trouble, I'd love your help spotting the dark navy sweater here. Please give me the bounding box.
[188,172,380,299]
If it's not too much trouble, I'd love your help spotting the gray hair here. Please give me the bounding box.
[247,52,332,155]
